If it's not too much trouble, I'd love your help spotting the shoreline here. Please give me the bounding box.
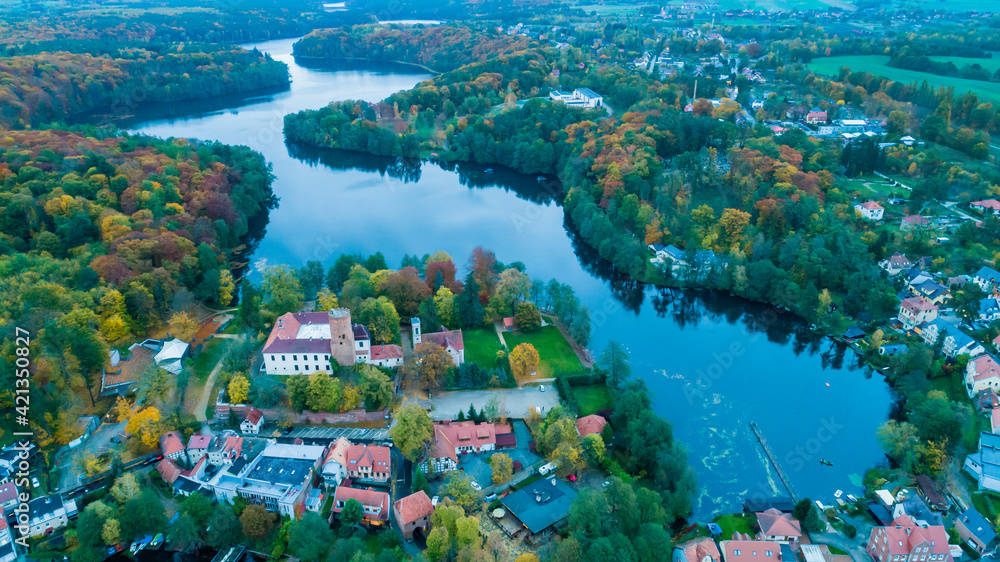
[290,53,441,75]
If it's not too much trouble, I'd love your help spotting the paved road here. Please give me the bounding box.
[429,387,560,420]
[57,421,127,491]
[811,532,869,562]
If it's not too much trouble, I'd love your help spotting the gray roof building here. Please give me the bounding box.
[499,478,578,534]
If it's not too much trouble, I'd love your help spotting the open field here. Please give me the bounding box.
[808,55,1000,104]
[463,327,504,367]
[504,326,586,378]
[929,55,1000,73]
[572,385,612,415]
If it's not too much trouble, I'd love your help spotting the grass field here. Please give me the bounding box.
[190,337,231,382]
[504,326,586,378]
[712,513,754,539]
[808,55,1000,104]
[572,385,612,415]
[463,327,504,368]
[929,56,1000,73]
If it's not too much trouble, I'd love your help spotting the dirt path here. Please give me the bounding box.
[491,321,509,349]
[194,358,224,423]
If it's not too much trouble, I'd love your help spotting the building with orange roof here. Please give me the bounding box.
[966,355,1000,398]
[755,508,802,542]
[412,318,465,365]
[422,420,513,473]
[156,458,183,485]
[898,297,938,331]
[576,414,608,437]
[321,437,352,488]
[719,538,782,562]
[393,491,435,539]
[332,486,390,526]
[672,537,721,562]
[346,443,391,483]
[866,514,951,562]
[241,408,264,434]
[972,200,1000,215]
[100,342,157,396]
[855,201,884,220]
[159,431,185,460]
[207,436,243,466]
[262,308,376,375]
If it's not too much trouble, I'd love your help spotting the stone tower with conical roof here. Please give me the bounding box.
[328,308,356,367]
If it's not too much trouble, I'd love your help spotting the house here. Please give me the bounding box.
[900,135,916,146]
[393,491,435,540]
[502,317,515,332]
[187,435,213,463]
[0,517,17,562]
[879,344,909,356]
[855,201,884,220]
[25,495,76,538]
[965,432,1000,493]
[914,474,947,511]
[262,309,379,375]
[576,414,607,438]
[900,215,929,231]
[369,344,404,368]
[207,436,243,466]
[212,442,326,520]
[413,320,465,366]
[918,319,983,358]
[980,298,1000,322]
[967,355,1000,398]
[805,108,827,124]
[649,244,727,281]
[719,538,782,562]
[842,326,865,342]
[156,458,183,485]
[548,88,603,109]
[971,200,1000,215]
[0,483,18,516]
[159,431,186,460]
[154,338,190,374]
[100,341,157,396]
[673,537,722,562]
[305,488,324,513]
[241,407,264,434]
[321,437,352,488]
[913,280,950,305]
[898,297,938,331]
[879,252,913,277]
[498,478,578,535]
[346,443,391,483]
[866,514,951,562]
[955,507,998,553]
[172,476,203,497]
[974,267,1000,294]
[422,420,513,473]
[332,486,390,526]
[755,508,802,542]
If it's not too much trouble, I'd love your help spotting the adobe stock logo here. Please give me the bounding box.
[783,417,845,472]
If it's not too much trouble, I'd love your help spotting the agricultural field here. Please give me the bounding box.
[807,55,1000,104]
[928,55,1000,73]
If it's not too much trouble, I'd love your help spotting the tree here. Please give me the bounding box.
[442,471,478,511]
[490,453,513,484]
[102,518,121,545]
[357,296,401,344]
[513,302,541,332]
[120,490,166,542]
[306,371,341,412]
[168,514,200,550]
[516,554,540,562]
[286,374,311,412]
[240,504,276,542]
[455,515,481,549]
[228,375,250,404]
[180,492,214,527]
[261,265,304,323]
[168,311,200,342]
[434,286,456,327]
[569,306,591,348]
[238,280,263,330]
[382,266,430,318]
[316,287,339,310]
[341,498,364,526]
[218,270,235,306]
[509,343,540,381]
[406,343,453,390]
[110,473,141,503]
[288,512,333,561]
[205,504,241,549]
[582,433,606,464]
[389,403,434,461]
[136,364,171,405]
[358,365,393,410]
[426,526,450,562]
[125,406,162,448]
[458,271,486,327]
[496,268,531,314]
[601,340,631,387]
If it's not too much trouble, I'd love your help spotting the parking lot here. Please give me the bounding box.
[430,421,543,493]
[283,426,390,444]
[429,387,560,420]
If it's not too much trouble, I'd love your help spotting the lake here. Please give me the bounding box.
[127,37,893,518]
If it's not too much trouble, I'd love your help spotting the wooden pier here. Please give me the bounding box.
[749,421,799,503]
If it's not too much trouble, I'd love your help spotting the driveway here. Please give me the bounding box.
[455,442,542,489]
[429,387,560,420]
[57,421,127,491]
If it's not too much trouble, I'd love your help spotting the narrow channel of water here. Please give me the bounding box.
[125,37,893,518]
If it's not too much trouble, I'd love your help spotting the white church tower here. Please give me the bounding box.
[411,317,421,346]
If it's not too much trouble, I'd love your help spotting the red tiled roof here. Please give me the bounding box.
[503,317,515,328]
[262,312,333,354]
[159,431,184,457]
[157,458,182,485]
[422,328,465,351]
[902,215,928,226]
[859,201,883,210]
[756,508,802,537]
[188,435,213,450]
[371,344,403,360]
[972,200,1000,211]
[900,296,937,315]
[244,407,263,425]
[102,345,156,390]
[393,491,434,526]
[0,482,18,504]
[676,537,721,562]
[576,414,607,437]
[722,539,781,562]
[334,486,390,521]
[972,356,1000,382]
[872,515,950,557]
[432,421,503,462]
[347,444,392,471]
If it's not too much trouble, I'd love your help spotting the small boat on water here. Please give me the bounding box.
[537,175,546,182]
[484,168,494,174]
[820,459,833,466]
[834,489,843,498]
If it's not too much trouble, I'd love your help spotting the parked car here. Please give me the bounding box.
[471,481,482,491]
[539,385,546,392]
[31,477,40,488]
[484,492,497,502]
[538,462,559,475]
[110,436,121,444]
[431,496,439,506]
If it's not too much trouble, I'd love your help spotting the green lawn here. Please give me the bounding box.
[808,55,1000,105]
[189,337,232,382]
[712,513,754,540]
[503,326,586,378]
[463,327,504,368]
[572,384,612,415]
[929,56,1000,74]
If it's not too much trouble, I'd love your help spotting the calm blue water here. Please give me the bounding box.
[127,37,893,518]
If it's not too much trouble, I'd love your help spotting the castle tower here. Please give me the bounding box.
[329,308,357,367]
[411,317,421,346]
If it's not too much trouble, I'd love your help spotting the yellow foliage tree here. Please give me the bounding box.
[111,396,134,423]
[509,343,540,381]
[102,518,121,546]
[317,287,339,310]
[126,407,162,448]
[168,312,199,342]
[218,270,235,306]
[228,375,250,404]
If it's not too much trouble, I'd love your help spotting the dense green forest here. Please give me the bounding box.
[0,128,274,445]
[0,45,289,127]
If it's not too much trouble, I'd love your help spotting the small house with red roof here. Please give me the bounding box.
[900,215,929,231]
[755,508,802,542]
[208,436,243,466]
[672,537,721,562]
[241,407,264,435]
[576,414,608,438]
[806,108,827,124]
[159,431,185,460]
[0,482,19,515]
[502,317,515,332]
[369,344,404,368]
[972,200,1000,215]
[156,458,183,485]
[412,319,465,365]
[866,514,952,562]
[393,491,435,539]
[332,486,390,526]
[346,443,392,483]
[187,435,213,463]
[855,201,884,220]
[898,297,938,331]
[719,536,782,562]
[967,356,1000,399]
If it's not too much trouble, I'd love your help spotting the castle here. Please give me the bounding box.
[261,308,403,375]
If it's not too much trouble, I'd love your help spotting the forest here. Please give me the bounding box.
[0,128,274,447]
[0,45,289,127]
